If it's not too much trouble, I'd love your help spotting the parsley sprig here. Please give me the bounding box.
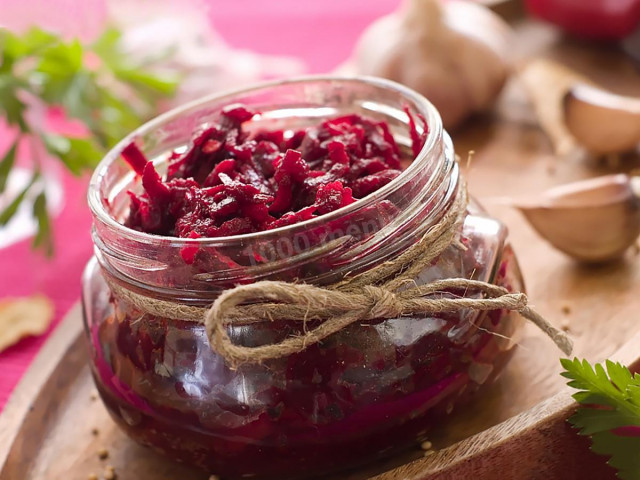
[0,27,177,255]
[562,358,640,479]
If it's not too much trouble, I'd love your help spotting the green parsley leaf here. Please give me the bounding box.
[561,358,640,479]
[90,27,122,68]
[0,170,39,226]
[32,190,53,257]
[41,134,103,175]
[35,39,83,77]
[0,28,57,73]
[1,28,57,62]
[112,68,177,97]
[0,25,177,255]
[0,75,29,131]
[0,139,18,193]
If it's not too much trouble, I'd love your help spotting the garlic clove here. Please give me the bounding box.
[563,84,640,155]
[512,174,640,263]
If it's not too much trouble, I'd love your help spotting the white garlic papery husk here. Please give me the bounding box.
[514,174,640,263]
[344,0,512,130]
[108,0,306,108]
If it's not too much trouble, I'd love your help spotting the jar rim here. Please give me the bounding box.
[88,75,444,247]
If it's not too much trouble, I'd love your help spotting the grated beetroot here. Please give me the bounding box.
[121,106,427,238]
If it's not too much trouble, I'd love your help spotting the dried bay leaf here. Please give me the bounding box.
[0,295,54,352]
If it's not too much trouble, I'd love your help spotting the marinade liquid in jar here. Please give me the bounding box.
[82,77,524,479]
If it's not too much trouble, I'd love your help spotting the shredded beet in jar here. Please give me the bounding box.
[121,105,427,238]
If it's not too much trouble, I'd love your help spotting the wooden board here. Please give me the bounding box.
[2,17,640,480]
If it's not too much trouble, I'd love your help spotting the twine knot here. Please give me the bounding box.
[364,286,404,319]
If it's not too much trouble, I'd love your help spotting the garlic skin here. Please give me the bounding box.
[519,59,594,157]
[343,0,512,130]
[513,175,640,263]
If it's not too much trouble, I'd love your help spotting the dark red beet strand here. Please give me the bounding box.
[121,106,427,237]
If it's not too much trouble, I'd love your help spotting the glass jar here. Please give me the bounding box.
[83,76,524,479]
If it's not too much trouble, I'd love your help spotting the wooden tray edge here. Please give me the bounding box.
[0,303,84,472]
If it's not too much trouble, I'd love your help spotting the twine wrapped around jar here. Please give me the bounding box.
[107,186,573,368]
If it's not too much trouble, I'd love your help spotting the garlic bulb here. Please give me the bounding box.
[340,0,512,129]
[513,175,640,263]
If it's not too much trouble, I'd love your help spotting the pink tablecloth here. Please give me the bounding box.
[0,0,399,411]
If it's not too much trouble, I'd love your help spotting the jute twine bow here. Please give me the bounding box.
[108,186,573,368]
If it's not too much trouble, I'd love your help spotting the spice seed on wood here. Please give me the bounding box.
[104,465,117,480]
[561,304,571,315]
[87,474,98,480]
[98,447,109,460]
[423,449,435,457]
[420,440,432,450]
[209,475,220,480]
[91,427,99,436]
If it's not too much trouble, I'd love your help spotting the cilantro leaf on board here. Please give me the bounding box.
[561,358,640,480]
